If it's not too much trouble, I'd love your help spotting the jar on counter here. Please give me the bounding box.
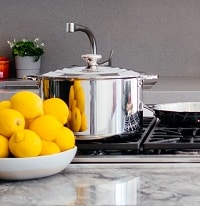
[0,56,10,79]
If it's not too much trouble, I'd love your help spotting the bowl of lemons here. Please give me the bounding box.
[0,91,77,180]
[0,146,77,180]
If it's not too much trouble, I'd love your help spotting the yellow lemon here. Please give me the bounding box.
[71,107,81,132]
[0,135,9,157]
[54,127,75,151]
[69,85,74,110]
[40,140,60,156]
[24,118,35,129]
[0,108,25,138]
[43,97,69,125]
[73,80,81,92]
[68,109,72,123]
[80,112,88,132]
[67,110,72,128]
[9,129,42,158]
[29,114,63,141]
[10,91,44,119]
[75,87,85,112]
[43,79,50,99]
[0,100,11,110]
[72,99,77,110]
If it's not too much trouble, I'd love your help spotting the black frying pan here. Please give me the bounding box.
[152,102,200,127]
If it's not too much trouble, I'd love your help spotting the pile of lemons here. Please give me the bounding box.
[0,91,75,158]
[68,80,87,132]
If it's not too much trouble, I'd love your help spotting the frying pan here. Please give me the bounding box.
[152,102,200,127]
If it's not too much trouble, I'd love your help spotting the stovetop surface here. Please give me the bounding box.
[73,117,200,163]
[76,117,155,155]
[143,118,200,153]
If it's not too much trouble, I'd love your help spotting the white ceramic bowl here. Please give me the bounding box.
[0,146,77,180]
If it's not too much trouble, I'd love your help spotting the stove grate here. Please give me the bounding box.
[76,117,156,155]
[143,119,200,153]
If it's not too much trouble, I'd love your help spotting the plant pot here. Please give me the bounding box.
[15,56,41,79]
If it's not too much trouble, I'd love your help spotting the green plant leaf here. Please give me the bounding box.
[10,39,44,62]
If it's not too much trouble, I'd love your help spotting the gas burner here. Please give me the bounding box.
[143,119,200,153]
[76,117,156,155]
[75,117,200,157]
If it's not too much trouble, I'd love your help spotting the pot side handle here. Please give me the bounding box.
[23,74,39,81]
[140,74,159,80]
[23,75,41,87]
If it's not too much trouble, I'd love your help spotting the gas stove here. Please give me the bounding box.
[73,117,200,163]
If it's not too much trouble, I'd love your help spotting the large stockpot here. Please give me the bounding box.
[26,58,157,140]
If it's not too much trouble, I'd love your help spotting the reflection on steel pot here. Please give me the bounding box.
[153,102,200,127]
[25,55,158,140]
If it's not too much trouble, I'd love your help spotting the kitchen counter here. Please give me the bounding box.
[1,163,200,206]
[0,79,38,100]
[143,76,200,104]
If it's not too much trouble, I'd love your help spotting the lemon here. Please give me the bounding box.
[75,87,85,113]
[43,97,69,125]
[24,118,35,129]
[9,129,42,158]
[40,140,61,156]
[10,91,44,119]
[69,85,74,110]
[43,79,50,99]
[68,109,72,123]
[54,127,75,151]
[0,108,25,138]
[72,99,77,110]
[67,110,72,128]
[80,112,87,132]
[71,107,81,132]
[29,114,63,141]
[0,135,9,157]
[73,80,81,92]
[0,100,11,110]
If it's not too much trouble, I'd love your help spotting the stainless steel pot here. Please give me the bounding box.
[26,55,158,139]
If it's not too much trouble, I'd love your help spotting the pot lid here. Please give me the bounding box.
[41,54,158,80]
[42,66,143,80]
[42,53,142,80]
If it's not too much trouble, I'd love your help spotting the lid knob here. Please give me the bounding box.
[81,54,102,71]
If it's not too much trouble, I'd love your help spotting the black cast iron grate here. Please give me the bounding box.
[76,117,156,155]
[143,119,200,154]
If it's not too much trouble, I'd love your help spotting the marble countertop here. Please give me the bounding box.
[1,163,200,206]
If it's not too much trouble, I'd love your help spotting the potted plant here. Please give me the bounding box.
[7,38,44,78]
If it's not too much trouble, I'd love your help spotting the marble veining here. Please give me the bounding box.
[1,163,200,205]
